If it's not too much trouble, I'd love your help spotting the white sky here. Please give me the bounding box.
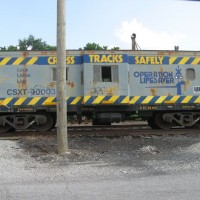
[0,0,199,51]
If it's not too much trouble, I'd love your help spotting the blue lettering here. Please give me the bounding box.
[7,89,12,95]
[134,71,175,85]
[134,72,140,77]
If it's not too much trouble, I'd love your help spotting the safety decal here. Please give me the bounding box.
[1,96,200,108]
[0,56,82,66]
[129,56,200,65]
[1,55,200,66]
[169,57,200,65]
[129,96,199,104]
[0,96,83,107]
[0,57,38,66]
[83,95,200,105]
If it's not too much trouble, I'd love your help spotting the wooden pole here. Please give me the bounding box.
[56,0,68,155]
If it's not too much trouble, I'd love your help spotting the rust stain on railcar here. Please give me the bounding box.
[17,65,28,96]
[16,52,30,95]
[150,88,157,96]
[47,82,56,88]
[106,86,118,95]
[67,81,75,88]
[89,84,118,96]
[184,80,190,91]
[68,81,75,96]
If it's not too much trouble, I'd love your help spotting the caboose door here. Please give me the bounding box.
[83,60,129,105]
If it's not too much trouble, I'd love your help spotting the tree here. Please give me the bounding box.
[111,47,120,50]
[0,47,6,51]
[1,38,120,51]
[18,35,56,51]
[79,42,106,50]
[0,35,56,51]
[7,45,18,51]
[80,42,120,50]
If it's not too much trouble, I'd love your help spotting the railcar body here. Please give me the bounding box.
[0,50,200,132]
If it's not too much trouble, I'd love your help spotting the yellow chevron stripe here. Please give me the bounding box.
[14,97,27,106]
[83,96,91,104]
[13,57,25,65]
[164,96,180,104]
[129,96,140,104]
[191,57,200,65]
[102,96,119,104]
[92,96,105,104]
[108,96,119,103]
[170,96,180,102]
[28,97,41,106]
[169,57,177,64]
[2,98,13,106]
[194,96,200,103]
[26,57,38,65]
[121,96,129,104]
[42,97,56,105]
[179,57,190,65]
[0,57,11,66]
[181,96,193,104]
[155,96,167,104]
[71,96,81,105]
[142,96,154,104]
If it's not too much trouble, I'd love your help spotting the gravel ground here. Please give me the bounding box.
[1,133,200,199]
[2,134,200,178]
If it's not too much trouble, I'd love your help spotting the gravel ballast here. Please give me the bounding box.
[1,134,200,199]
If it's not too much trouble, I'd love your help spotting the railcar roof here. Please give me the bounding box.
[0,49,200,57]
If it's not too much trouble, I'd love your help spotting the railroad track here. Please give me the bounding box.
[0,124,200,140]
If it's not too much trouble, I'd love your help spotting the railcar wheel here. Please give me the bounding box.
[147,117,160,129]
[155,113,174,130]
[32,113,54,132]
[190,119,200,129]
[0,124,12,133]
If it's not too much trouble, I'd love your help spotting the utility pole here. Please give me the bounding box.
[56,0,68,155]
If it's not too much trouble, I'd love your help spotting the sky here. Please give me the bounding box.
[0,0,200,51]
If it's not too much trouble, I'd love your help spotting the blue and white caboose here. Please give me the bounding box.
[0,50,200,132]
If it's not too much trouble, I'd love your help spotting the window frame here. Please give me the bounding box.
[51,67,69,82]
[93,65,119,83]
[186,68,195,81]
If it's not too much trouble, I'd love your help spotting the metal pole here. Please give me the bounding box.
[131,33,136,50]
[57,0,69,155]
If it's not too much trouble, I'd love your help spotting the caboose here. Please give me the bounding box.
[0,50,200,132]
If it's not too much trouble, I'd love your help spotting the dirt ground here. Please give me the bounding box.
[16,133,200,175]
[1,133,200,199]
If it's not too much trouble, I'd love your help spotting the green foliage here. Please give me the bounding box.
[18,35,56,51]
[79,42,105,50]
[80,42,120,50]
[0,47,7,51]
[111,47,120,50]
[0,35,56,51]
[0,38,120,51]
[7,45,18,51]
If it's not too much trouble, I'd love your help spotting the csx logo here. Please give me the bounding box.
[48,56,75,65]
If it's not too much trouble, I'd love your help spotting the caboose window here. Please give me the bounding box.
[186,68,195,80]
[52,68,69,82]
[112,66,119,82]
[93,65,119,82]
[102,66,111,82]
[52,68,57,81]
[93,66,101,82]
